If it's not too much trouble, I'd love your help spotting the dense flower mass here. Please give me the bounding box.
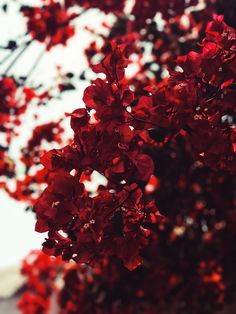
[21,0,76,49]
[34,42,160,270]
[153,15,236,171]
[34,15,235,273]
[0,0,235,313]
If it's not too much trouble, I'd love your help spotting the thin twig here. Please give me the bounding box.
[4,40,32,76]
[0,50,16,66]
[23,46,45,84]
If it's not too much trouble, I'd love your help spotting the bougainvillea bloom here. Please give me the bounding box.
[18,251,64,314]
[33,14,236,274]
[0,1,235,313]
[34,42,160,269]
[22,1,76,49]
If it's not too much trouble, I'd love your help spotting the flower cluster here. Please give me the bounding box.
[20,130,235,313]
[21,121,64,170]
[21,0,76,49]
[0,75,65,202]
[131,0,198,28]
[35,42,160,270]
[5,121,65,204]
[34,15,236,271]
[81,0,236,93]
[156,15,236,171]
[18,251,64,314]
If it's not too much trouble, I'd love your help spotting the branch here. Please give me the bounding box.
[3,40,32,76]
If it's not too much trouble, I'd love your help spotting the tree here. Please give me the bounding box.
[0,1,235,313]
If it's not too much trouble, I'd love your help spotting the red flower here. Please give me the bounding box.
[18,251,64,314]
[22,1,76,49]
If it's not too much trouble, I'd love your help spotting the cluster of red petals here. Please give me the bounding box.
[22,0,76,49]
[34,16,236,270]
[5,121,65,204]
[19,134,235,312]
[161,15,236,170]
[5,0,234,311]
[19,201,233,314]
[57,252,226,313]
[81,0,236,92]
[131,0,198,28]
[35,42,160,270]
[0,77,49,143]
[21,121,64,170]
[18,251,64,314]
[0,75,64,201]
[0,0,235,312]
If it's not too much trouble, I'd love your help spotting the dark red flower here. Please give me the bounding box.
[22,1,76,49]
